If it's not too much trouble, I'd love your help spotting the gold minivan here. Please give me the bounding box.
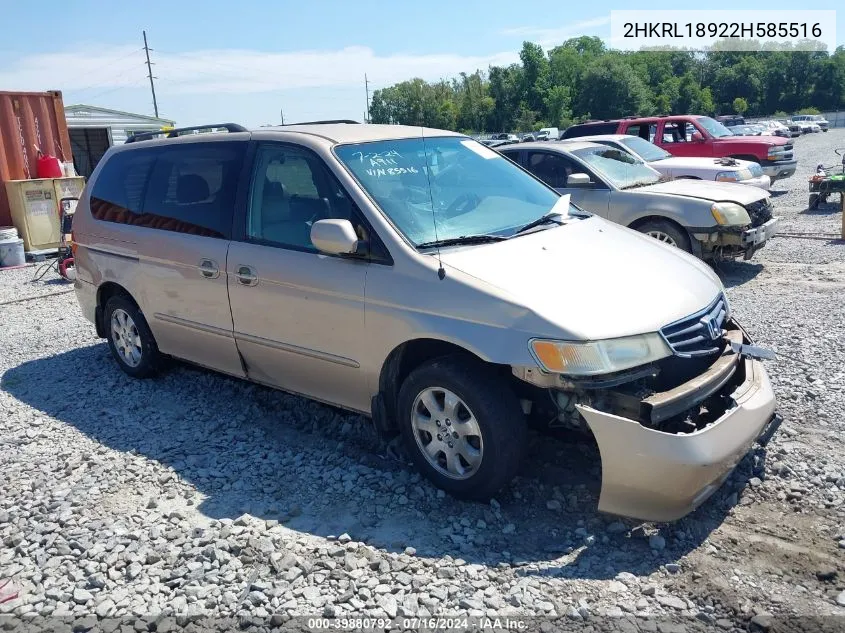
[72,122,779,521]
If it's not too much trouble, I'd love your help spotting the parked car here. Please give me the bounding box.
[537,127,560,141]
[520,133,535,142]
[490,132,520,142]
[779,120,803,137]
[792,114,829,132]
[500,140,779,260]
[71,122,779,522]
[573,134,770,190]
[755,120,791,138]
[788,118,820,134]
[728,124,763,136]
[561,115,797,183]
[716,115,746,127]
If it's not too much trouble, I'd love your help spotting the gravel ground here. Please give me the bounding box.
[1,130,844,632]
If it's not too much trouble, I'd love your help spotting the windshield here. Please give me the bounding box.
[570,145,661,189]
[619,136,672,162]
[334,136,583,247]
[696,116,734,138]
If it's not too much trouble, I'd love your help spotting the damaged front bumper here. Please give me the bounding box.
[692,216,780,260]
[575,330,777,522]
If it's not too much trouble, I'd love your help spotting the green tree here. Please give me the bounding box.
[576,56,652,119]
[732,97,749,115]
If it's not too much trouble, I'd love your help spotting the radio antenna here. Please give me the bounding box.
[420,126,446,280]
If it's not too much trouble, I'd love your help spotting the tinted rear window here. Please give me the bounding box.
[90,141,245,239]
[560,122,619,139]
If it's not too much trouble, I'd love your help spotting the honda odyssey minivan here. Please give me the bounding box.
[71,122,779,521]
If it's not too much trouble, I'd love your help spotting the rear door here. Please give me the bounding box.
[137,140,247,377]
[522,150,610,218]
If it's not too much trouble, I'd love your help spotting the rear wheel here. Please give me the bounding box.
[634,219,692,252]
[809,193,820,209]
[105,295,162,378]
[397,355,526,500]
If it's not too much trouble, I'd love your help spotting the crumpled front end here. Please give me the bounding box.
[576,324,777,522]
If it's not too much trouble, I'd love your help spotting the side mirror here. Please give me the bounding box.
[691,132,704,142]
[567,173,592,187]
[311,219,359,255]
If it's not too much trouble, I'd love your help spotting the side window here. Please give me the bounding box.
[662,122,696,144]
[142,143,244,238]
[89,149,157,223]
[525,152,575,188]
[499,149,520,164]
[90,142,245,239]
[626,124,651,141]
[247,144,359,253]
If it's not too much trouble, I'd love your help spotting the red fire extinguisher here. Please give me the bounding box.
[34,145,63,179]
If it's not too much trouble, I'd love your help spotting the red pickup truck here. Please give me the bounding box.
[561,115,797,183]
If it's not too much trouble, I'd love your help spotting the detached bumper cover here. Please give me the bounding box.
[742,217,780,247]
[576,356,777,522]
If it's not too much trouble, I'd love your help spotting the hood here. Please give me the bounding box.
[438,217,723,340]
[657,156,754,172]
[713,135,788,147]
[639,179,769,205]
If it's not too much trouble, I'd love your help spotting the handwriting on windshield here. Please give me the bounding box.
[365,166,420,178]
[352,150,403,167]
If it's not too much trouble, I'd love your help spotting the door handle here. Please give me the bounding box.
[198,259,219,279]
[235,265,258,286]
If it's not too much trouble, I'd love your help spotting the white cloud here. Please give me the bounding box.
[500,16,612,48]
[0,45,520,97]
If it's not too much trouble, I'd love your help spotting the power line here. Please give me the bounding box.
[365,73,370,123]
[143,30,159,118]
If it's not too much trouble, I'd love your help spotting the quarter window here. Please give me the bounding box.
[89,142,245,239]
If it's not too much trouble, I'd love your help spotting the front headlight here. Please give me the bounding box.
[715,170,740,182]
[530,333,671,376]
[711,202,751,226]
[767,145,785,160]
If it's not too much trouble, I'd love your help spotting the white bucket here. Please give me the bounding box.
[0,237,26,267]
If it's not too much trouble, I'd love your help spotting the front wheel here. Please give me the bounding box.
[397,355,526,500]
[634,219,692,252]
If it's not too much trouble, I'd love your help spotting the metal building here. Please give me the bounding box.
[64,105,175,178]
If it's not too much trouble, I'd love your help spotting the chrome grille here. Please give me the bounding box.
[745,198,774,227]
[661,295,728,358]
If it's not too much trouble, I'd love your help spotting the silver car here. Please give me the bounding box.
[71,122,779,521]
[501,141,780,260]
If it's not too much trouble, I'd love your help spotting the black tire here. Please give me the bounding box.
[104,295,161,378]
[809,193,820,209]
[397,355,526,500]
[633,219,692,252]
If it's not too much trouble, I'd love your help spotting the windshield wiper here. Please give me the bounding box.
[514,212,566,235]
[416,234,508,249]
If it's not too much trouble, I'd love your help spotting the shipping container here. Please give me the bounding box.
[0,90,72,227]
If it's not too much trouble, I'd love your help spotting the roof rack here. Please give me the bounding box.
[280,119,360,126]
[125,123,247,143]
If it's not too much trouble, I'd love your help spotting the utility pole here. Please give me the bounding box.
[280,108,284,125]
[364,73,370,123]
[143,30,159,118]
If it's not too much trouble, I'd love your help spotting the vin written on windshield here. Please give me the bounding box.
[335,136,584,247]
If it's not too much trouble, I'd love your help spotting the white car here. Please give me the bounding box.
[755,120,791,138]
[573,134,771,190]
[791,114,829,132]
[788,118,821,134]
